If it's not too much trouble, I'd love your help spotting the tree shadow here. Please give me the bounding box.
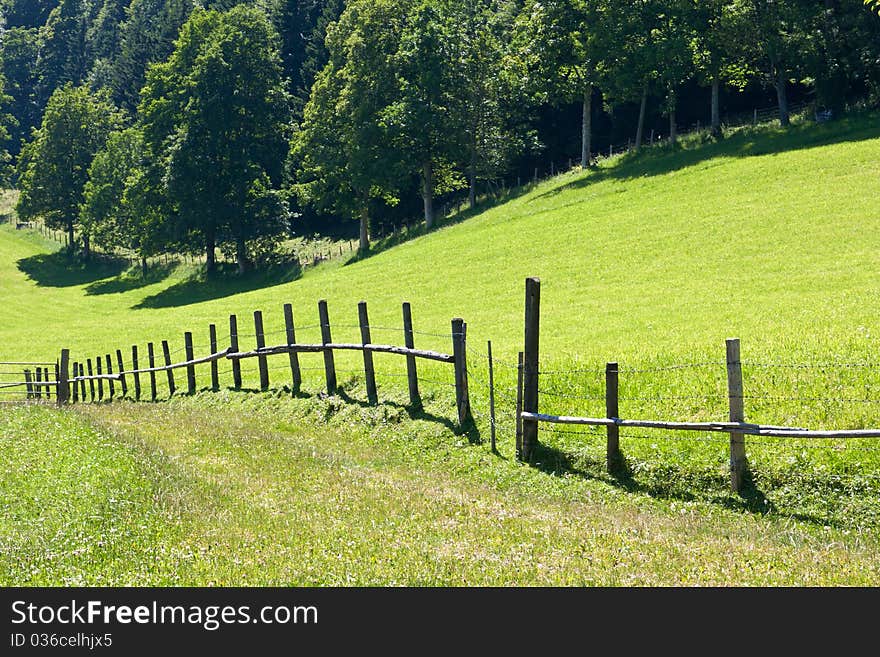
[16,251,128,288]
[524,442,866,529]
[134,260,302,309]
[85,262,177,296]
[531,111,880,202]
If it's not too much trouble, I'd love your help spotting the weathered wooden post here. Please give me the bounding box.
[451,318,470,429]
[254,311,269,391]
[726,338,746,493]
[95,357,103,400]
[488,340,496,453]
[522,277,540,461]
[44,367,50,399]
[229,314,242,389]
[131,346,141,400]
[209,324,219,390]
[116,349,128,398]
[34,367,42,399]
[58,349,70,406]
[162,341,175,395]
[147,342,157,401]
[283,304,302,393]
[515,352,524,460]
[86,359,95,402]
[318,300,336,394]
[606,362,620,470]
[105,355,114,399]
[358,301,378,405]
[71,362,79,402]
[184,332,195,395]
[23,368,32,398]
[78,363,86,401]
[402,302,420,407]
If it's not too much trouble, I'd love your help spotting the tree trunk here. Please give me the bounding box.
[422,160,435,230]
[205,234,216,277]
[711,76,722,138]
[141,256,148,278]
[581,84,592,168]
[468,150,477,211]
[668,88,677,146]
[82,233,90,261]
[359,204,369,253]
[235,238,250,274]
[66,221,75,255]
[774,61,790,127]
[635,84,648,150]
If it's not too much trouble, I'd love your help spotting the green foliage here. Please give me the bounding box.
[15,83,122,250]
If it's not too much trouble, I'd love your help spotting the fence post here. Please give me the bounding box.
[44,367,50,399]
[78,363,86,401]
[283,304,302,394]
[606,362,620,470]
[229,314,242,389]
[116,349,128,398]
[358,301,378,405]
[318,300,336,394]
[522,277,540,461]
[452,318,470,429]
[132,346,141,400]
[402,302,420,407]
[209,324,219,390]
[58,349,69,406]
[95,357,103,400]
[254,311,269,391]
[105,355,114,399]
[86,359,95,402]
[488,340,496,454]
[515,352,524,460]
[34,367,42,399]
[147,342,157,401]
[726,338,746,493]
[162,340,175,396]
[23,368,32,399]
[184,332,196,395]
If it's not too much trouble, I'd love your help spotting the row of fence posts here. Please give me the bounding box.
[54,300,472,430]
[516,276,749,493]
[22,366,54,400]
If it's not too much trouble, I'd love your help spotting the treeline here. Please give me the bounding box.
[2,0,879,273]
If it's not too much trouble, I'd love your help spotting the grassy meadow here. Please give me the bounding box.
[3,113,880,584]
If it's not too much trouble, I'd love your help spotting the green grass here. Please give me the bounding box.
[2,113,880,584]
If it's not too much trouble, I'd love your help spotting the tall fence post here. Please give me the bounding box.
[606,362,620,470]
[131,346,141,400]
[162,340,175,396]
[34,367,42,399]
[726,338,746,493]
[209,324,219,390]
[78,363,86,401]
[95,357,103,401]
[105,354,114,399]
[488,340,496,454]
[184,332,196,395]
[147,342,157,401]
[318,300,336,394]
[229,314,242,389]
[283,304,302,394]
[522,277,541,461]
[254,311,269,391]
[358,301,378,405]
[515,352,524,460]
[58,349,69,406]
[116,349,127,398]
[452,318,470,429]
[402,302,421,407]
[86,359,95,402]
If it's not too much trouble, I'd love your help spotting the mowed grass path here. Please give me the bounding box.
[3,395,880,586]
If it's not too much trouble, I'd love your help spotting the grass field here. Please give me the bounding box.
[2,113,880,584]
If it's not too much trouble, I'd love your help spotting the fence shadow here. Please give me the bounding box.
[531,111,880,202]
[134,260,302,309]
[17,251,128,288]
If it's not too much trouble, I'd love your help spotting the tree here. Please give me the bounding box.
[138,5,291,274]
[0,71,13,178]
[0,28,41,159]
[15,84,122,255]
[292,0,407,252]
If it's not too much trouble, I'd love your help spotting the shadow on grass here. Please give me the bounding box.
[85,262,177,296]
[134,260,302,309]
[532,111,880,203]
[17,251,128,288]
[522,442,877,529]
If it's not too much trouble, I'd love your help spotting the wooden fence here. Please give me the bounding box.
[515,277,880,493]
[0,361,59,403]
[55,299,471,428]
